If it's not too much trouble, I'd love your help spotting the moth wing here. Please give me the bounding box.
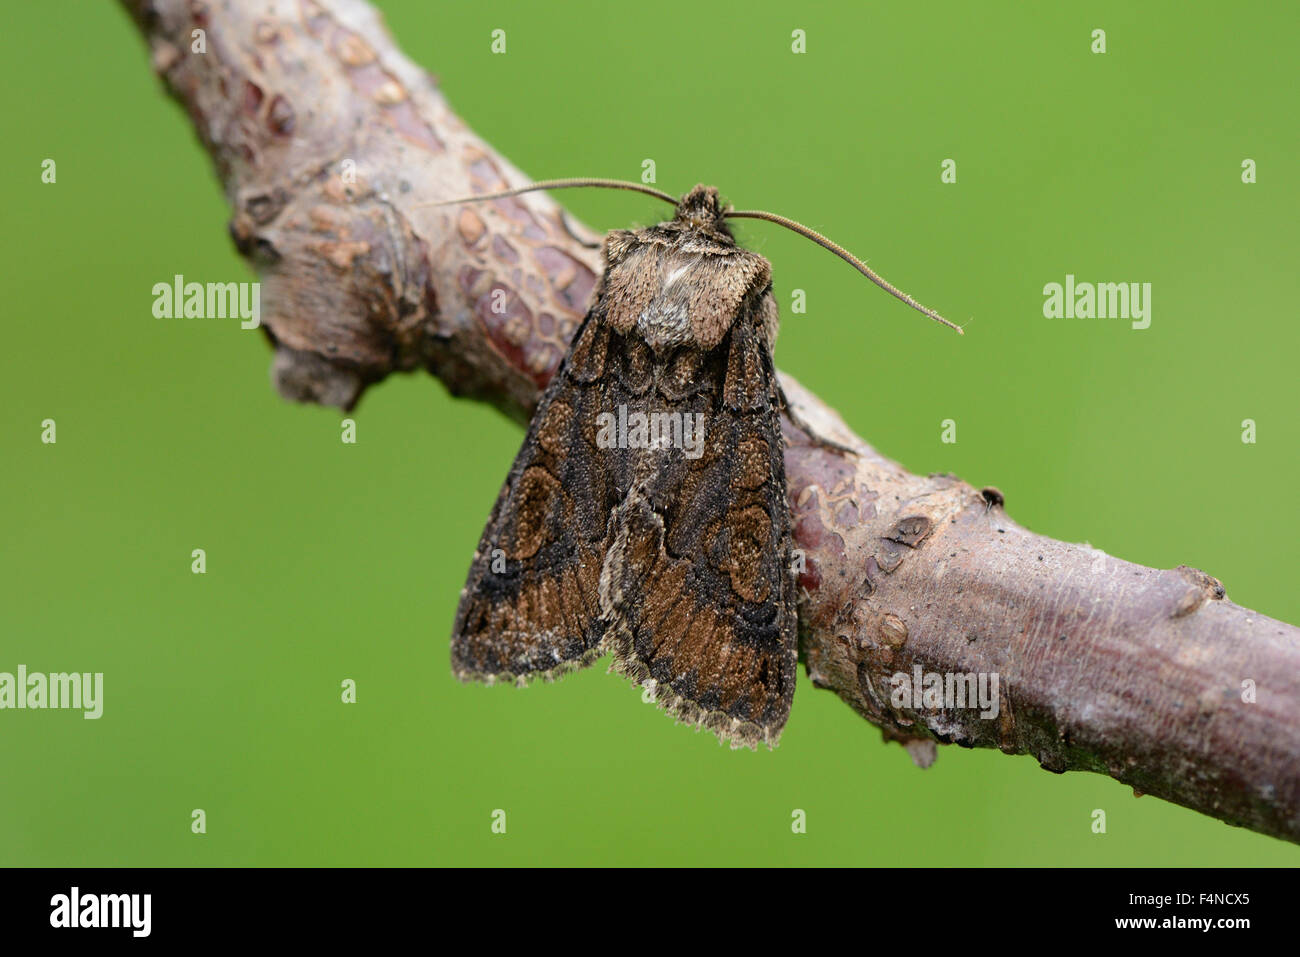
[450,314,620,683]
[599,308,798,748]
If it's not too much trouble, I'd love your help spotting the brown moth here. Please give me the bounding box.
[439,180,960,749]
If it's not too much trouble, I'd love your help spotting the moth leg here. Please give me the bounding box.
[777,382,858,456]
[558,210,601,250]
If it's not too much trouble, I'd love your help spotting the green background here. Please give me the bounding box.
[2,1,1297,866]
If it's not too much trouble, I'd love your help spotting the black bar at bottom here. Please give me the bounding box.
[1,867,1284,942]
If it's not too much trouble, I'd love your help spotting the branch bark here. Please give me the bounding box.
[121,0,1300,843]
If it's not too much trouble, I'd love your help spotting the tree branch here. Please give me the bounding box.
[121,0,1300,843]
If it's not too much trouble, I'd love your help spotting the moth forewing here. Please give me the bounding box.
[449,310,616,686]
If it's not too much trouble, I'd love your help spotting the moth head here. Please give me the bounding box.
[673,184,729,235]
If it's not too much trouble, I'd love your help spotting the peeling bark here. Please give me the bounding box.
[120,0,1300,844]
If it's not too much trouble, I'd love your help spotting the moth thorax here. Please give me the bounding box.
[635,256,716,352]
[637,299,696,353]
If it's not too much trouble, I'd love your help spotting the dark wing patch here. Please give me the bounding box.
[450,315,618,684]
[598,310,798,748]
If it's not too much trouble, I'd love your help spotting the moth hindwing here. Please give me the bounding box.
[451,184,798,749]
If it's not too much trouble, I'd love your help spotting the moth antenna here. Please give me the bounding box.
[415,178,679,210]
[725,209,964,334]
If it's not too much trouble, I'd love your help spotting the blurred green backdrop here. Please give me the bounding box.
[2,1,1297,866]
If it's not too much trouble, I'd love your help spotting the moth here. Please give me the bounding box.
[437,179,960,749]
